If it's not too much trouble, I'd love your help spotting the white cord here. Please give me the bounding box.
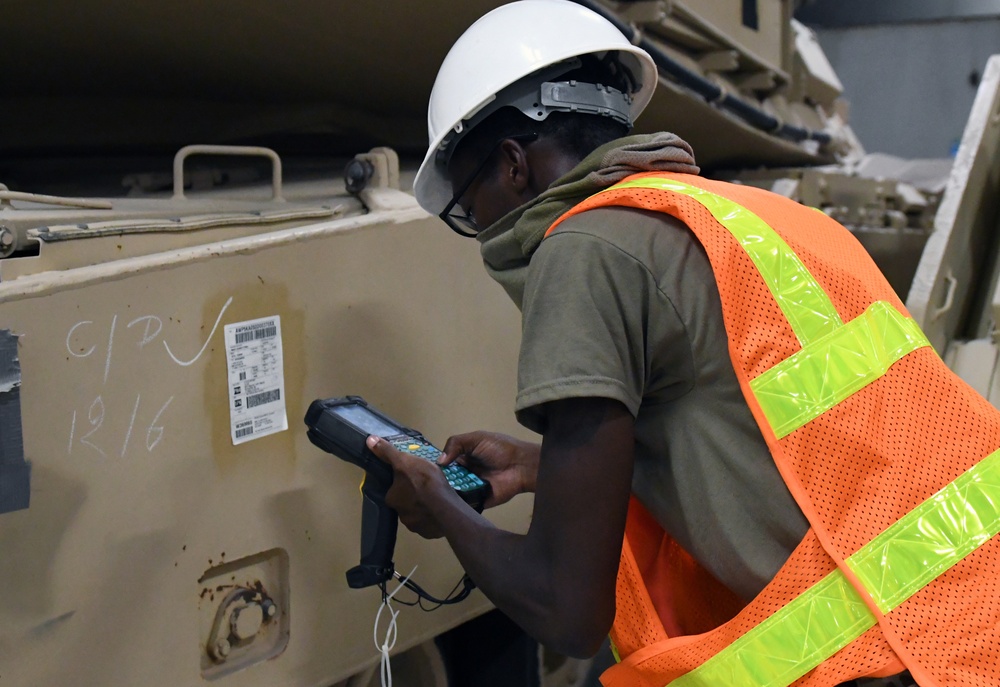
[373,565,417,687]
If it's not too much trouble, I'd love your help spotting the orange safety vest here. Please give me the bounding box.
[545,173,1000,687]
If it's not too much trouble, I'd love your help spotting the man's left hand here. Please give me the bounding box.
[366,435,459,539]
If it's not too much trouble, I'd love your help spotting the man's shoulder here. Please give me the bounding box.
[527,201,717,308]
[540,204,694,260]
[550,204,688,238]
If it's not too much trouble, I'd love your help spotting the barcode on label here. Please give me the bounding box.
[247,389,281,408]
[235,325,277,344]
[239,371,247,381]
[235,425,254,439]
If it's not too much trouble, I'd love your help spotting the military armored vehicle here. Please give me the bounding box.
[1,1,997,685]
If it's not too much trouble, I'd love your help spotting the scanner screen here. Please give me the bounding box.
[334,404,400,437]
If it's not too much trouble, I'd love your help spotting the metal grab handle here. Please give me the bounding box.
[932,270,958,321]
[172,145,285,201]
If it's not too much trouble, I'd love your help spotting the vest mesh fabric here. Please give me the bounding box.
[785,351,1000,686]
[604,533,904,687]
[546,174,1000,687]
[614,500,670,659]
[612,497,747,659]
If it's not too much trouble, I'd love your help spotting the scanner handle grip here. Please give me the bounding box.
[346,467,397,588]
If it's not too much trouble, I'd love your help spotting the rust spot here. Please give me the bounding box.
[182,545,187,551]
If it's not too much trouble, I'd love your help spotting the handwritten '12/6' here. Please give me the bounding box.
[68,394,175,459]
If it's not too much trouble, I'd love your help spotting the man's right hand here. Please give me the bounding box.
[440,431,540,508]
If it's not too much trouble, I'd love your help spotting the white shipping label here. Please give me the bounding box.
[224,316,288,445]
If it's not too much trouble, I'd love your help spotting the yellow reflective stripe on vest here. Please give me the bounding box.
[750,301,930,438]
[848,446,1000,613]
[668,567,874,687]
[668,447,1000,687]
[602,177,930,439]
[606,177,843,346]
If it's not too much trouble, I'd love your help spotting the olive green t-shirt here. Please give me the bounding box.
[515,206,809,600]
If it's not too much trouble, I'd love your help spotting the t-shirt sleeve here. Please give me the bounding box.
[514,214,688,432]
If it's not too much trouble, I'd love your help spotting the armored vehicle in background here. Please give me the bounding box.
[2,1,998,685]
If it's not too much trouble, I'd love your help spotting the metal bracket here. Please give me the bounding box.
[346,147,400,193]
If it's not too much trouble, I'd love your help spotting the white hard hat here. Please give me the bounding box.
[413,0,658,215]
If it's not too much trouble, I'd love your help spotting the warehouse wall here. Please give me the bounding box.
[812,19,1000,158]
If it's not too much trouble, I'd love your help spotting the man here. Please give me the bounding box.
[365,2,1000,686]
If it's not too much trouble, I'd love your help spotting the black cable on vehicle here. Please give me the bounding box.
[378,573,477,612]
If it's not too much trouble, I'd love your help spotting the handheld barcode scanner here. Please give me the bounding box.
[304,396,488,603]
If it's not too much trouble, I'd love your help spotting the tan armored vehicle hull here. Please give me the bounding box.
[2,1,999,685]
[0,178,539,685]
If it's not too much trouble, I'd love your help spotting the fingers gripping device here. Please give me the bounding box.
[304,396,489,604]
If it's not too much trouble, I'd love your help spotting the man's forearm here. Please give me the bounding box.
[428,401,634,657]
[373,397,634,657]
[431,491,596,656]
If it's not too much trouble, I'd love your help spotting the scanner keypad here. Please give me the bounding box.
[392,440,486,493]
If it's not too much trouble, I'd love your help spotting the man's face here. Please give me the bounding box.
[446,146,507,233]
[445,135,539,235]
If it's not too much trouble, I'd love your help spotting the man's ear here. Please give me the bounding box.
[498,138,532,195]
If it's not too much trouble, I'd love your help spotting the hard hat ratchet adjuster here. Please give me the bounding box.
[434,73,635,167]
